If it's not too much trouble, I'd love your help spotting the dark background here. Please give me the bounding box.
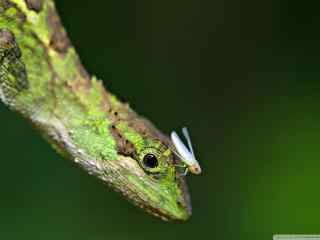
[1,0,320,239]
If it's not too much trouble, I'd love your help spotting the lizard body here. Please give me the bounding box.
[0,0,192,221]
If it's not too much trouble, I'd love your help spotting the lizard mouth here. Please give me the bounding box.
[113,160,192,221]
[145,166,192,221]
[142,198,192,222]
[123,178,192,221]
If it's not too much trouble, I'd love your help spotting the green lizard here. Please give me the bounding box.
[0,0,192,221]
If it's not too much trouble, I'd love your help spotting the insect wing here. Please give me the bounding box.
[171,131,195,166]
[182,127,195,157]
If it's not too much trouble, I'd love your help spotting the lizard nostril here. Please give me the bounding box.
[176,200,183,208]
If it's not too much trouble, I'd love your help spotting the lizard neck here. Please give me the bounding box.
[0,0,123,123]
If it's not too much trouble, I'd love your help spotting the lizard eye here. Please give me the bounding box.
[143,154,159,168]
[139,148,164,173]
[138,141,170,174]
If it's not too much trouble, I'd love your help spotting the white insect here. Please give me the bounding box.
[170,127,202,175]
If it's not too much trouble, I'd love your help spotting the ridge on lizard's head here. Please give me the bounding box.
[107,114,192,221]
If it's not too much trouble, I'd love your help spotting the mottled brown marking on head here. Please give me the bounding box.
[75,56,90,80]
[46,1,90,82]
[24,0,43,12]
[0,0,17,12]
[47,5,70,53]
[0,29,21,58]
[4,1,27,24]
[0,28,28,100]
[126,116,170,146]
[109,125,136,157]
[0,29,14,46]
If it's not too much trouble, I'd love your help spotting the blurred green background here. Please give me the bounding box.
[1,0,320,239]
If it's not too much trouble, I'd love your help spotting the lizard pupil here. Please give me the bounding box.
[143,154,158,168]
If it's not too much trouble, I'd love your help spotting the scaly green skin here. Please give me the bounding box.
[0,0,192,221]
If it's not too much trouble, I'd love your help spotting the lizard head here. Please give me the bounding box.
[107,117,192,221]
[51,108,192,221]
